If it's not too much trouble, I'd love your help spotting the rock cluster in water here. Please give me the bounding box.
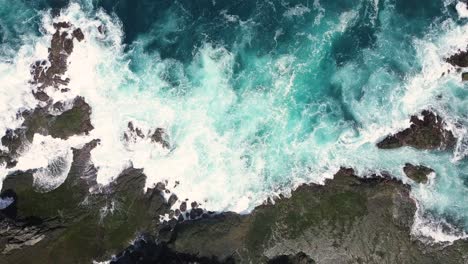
[377,110,456,150]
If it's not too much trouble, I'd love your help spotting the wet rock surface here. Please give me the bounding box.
[139,168,468,264]
[377,110,456,150]
[446,48,468,68]
[31,21,84,100]
[123,121,171,149]
[403,163,434,184]
[0,96,93,168]
[0,141,171,264]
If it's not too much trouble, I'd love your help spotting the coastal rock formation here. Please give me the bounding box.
[403,163,434,184]
[0,140,172,263]
[112,169,468,264]
[377,110,456,150]
[31,22,84,100]
[123,121,170,149]
[446,49,468,68]
[0,96,93,168]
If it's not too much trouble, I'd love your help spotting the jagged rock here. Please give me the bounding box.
[31,22,84,99]
[0,215,64,255]
[377,110,456,150]
[72,28,84,42]
[0,141,172,263]
[446,49,468,67]
[168,194,178,207]
[403,163,434,184]
[0,96,94,169]
[189,208,204,220]
[157,168,468,263]
[151,128,170,149]
[123,122,170,149]
[180,202,187,212]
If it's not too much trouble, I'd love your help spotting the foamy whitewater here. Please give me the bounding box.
[0,0,467,243]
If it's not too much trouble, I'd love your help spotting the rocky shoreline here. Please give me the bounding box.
[1,11,468,264]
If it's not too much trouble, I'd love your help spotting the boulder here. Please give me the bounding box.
[377,110,456,150]
[403,163,434,184]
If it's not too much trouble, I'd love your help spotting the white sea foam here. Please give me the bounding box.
[456,1,468,18]
[283,4,311,18]
[412,201,468,244]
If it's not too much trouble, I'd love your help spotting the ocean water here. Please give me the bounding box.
[0,0,467,243]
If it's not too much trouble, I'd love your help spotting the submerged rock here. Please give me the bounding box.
[403,163,434,184]
[377,110,456,150]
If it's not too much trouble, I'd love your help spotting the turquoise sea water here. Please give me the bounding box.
[0,0,467,241]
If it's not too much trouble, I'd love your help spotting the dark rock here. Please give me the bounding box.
[32,91,49,102]
[53,22,71,29]
[268,252,315,264]
[72,28,84,42]
[377,110,456,150]
[0,143,171,263]
[403,163,434,184]
[0,96,94,169]
[168,194,178,207]
[98,25,105,34]
[155,182,166,192]
[31,22,85,96]
[462,72,468,81]
[151,128,170,149]
[446,49,468,67]
[180,202,187,212]
[123,122,147,142]
[189,208,203,220]
[160,168,468,263]
[110,235,233,264]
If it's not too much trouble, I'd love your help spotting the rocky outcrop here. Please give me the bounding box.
[123,121,170,149]
[31,22,84,100]
[1,20,92,169]
[0,139,171,263]
[403,163,434,184]
[147,168,468,264]
[446,49,468,68]
[0,96,93,168]
[377,110,456,150]
[151,128,170,149]
[0,215,64,255]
